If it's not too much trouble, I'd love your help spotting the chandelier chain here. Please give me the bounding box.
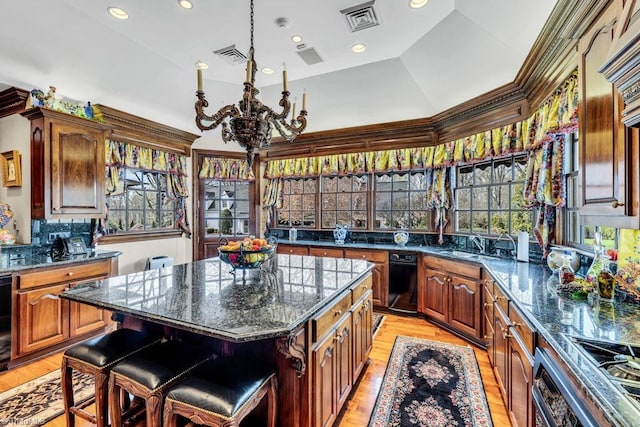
[250,0,254,51]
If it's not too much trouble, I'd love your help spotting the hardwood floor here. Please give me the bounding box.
[0,313,510,426]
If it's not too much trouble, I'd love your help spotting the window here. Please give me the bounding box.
[277,178,317,228]
[321,175,368,229]
[107,168,176,234]
[203,179,251,237]
[454,155,532,235]
[374,172,429,230]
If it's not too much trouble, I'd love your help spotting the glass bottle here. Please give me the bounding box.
[596,256,615,302]
[558,251,575,285]
[586,244,606,285]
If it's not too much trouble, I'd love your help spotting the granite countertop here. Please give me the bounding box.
[61,255,373,342]
[0,249,122,274]
[278,238,640,426]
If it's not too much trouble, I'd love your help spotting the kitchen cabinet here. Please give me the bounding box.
[418,255,482,343]
[12,258,117,365]
[484,271,535,427]
[310,275,373,427]
[578,0,640,228]
[277,244,309,256]
[21,107,111,219]
[343,249,387,308]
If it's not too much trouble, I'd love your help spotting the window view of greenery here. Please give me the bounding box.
[203,179,250,237]
[277,178,317,228]
[107,168,176,234]
[321,175,368,229]
[374,172,430,230]
[454,155,532,236]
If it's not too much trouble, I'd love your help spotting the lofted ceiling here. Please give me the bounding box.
[0,0,558,147]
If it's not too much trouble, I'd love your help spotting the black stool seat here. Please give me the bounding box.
[61,328,161,427]
[163,357,278,427]
[109,339,214,427]
[64,328,160,368]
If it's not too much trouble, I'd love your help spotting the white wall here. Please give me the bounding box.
[97,236,192,275]
[0,114,31,243]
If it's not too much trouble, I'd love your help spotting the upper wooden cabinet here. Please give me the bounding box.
[21,107,111,219]
[578,0,640,228]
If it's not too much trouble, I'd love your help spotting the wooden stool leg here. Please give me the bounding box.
[108,373,123,427]
[145,393,163,427]
[94,371,109,427]
[267,376,278,427]
[162,399,177,427]
[61,360,75,427]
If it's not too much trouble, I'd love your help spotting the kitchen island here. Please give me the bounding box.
[61,254,375,427]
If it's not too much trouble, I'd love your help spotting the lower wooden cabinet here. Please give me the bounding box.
[418,255,482,342]
[310,276,373,427]
[344,249,388,308]
[12,258,117,365]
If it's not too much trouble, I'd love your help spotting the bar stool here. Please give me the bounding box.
[61,328,161,427]
[108,339,214,427]
[163,357,278,427]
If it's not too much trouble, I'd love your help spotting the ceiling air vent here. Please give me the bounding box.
[340,0,380,33]
[297,47,323,65]
[213,45,247,65]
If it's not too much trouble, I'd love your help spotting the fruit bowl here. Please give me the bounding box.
[218,237,276,269]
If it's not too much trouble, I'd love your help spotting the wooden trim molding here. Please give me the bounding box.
[94,104,200,156]
[0,87,29,119]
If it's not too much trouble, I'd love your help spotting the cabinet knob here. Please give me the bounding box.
[612,200,625,208]
[67,272,74,276]
[483,302,492,308]
[335,309,342,317]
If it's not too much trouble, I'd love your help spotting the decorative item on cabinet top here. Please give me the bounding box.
[25,86,101,122]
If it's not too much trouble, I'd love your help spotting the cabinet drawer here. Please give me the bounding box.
[351,276,373,302]
[277,245,309,256]
[509,304,536,356]
[344,249,387,263]
[493,283,510,315]
[312,292,352,341]
[309,247,344,258]
[18,260,111,289]
[423,255,482,279]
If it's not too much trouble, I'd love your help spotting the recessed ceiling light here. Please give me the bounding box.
[178,0,193,9]
[291,35,303,43]
[351,43,366,53]
[107,6,129,20]
[409,0,429,9]
[262,67,274,75]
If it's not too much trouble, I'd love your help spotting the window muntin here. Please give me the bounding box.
[277,178,317,228]
[454,155,532,235]
[374,172,429,230]
[203,179,251,237]
[107,168,175,234]
[321,175,368,229]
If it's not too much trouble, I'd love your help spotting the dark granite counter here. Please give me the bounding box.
[278,238,640,426]
[61,255,373,342]
[0,249,122,274]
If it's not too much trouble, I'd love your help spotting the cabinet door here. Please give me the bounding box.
[50,121,105,217]
[344,249,388,307]
[351,291,372,381]
[420,268,448,323]
[493,305,510,400]
[312,331,337,427]
[483,283,496,365]
[69,278,110,337]
[509,334,533,427]
[578,0,634,221]
[17,284,69,355]
[335,314,352,410]
[448,275,481,338]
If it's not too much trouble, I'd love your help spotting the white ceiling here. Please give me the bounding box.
[0,0,557,148]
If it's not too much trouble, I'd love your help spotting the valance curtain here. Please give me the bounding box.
[199,157,255,181]
[263,71,578,250]
[99,139,192,238]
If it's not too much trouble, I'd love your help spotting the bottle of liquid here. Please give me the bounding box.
[596,256,615,302]
[558,250,575,285]
[586,243,606,285]
[289,226,297,241]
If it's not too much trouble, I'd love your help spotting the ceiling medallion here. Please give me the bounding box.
[194,0,308,166]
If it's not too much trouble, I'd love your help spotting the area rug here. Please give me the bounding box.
[368,336,493,427]
[0,370,94,426]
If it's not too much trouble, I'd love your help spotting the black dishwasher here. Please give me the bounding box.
[388,252,418,313]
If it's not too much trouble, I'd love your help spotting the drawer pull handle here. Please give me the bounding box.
[483,302,492,308]
[500,327,512,339]
[335,309,342,317]
[612,200,625,208]
[67,272,74,276]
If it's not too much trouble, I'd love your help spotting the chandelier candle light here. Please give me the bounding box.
[194,0,308,166]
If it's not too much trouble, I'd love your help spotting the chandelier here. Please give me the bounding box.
[194,0,308,166]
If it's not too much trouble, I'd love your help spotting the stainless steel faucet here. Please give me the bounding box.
[497,233,517,259]
[470,233,486,254]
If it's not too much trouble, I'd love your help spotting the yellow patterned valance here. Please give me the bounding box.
[265,71,578,179]
[199,157,255,180]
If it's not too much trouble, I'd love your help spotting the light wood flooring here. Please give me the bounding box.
[0,313,510,426]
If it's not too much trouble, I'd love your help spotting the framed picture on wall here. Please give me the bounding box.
[1,150,22,187]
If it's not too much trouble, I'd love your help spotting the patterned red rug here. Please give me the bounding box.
[368,336,493,427]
